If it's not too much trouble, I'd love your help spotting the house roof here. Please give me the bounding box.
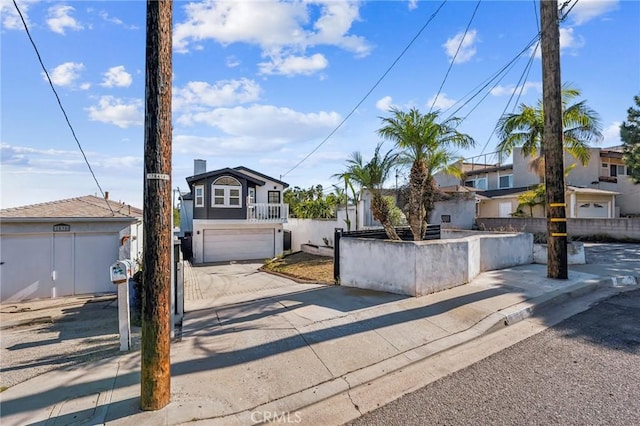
[478,186,533,198]
[233,166,289,188]
[0,195,143,221]
[464,164,513,177]
[438,185,483,193]
[566,186,619,195]
[185,167,266,186]
[479,185,619,200]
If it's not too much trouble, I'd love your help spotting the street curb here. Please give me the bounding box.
[203,277,639,425]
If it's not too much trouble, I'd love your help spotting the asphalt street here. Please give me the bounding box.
[350,288,640,426]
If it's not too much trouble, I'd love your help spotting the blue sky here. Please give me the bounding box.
[1,0,638,209]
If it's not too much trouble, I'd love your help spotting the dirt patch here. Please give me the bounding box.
[263,251,334,284]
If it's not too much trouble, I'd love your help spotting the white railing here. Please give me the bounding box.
[247,203,289,222]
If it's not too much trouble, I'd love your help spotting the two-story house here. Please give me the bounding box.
[435,145,636,219]
[182,160,289,264]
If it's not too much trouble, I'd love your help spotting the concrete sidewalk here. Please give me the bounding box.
[1,261,638,426]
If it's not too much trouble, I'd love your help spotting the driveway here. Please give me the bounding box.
[184,261,323,310]
[570,243,640,278]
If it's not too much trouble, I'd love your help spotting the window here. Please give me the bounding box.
[465,178,487,190]
[499,175,513,189]
[195,185,204,207]
[267,191,281,219]
[212,176,242,208]
[617,165,626,175]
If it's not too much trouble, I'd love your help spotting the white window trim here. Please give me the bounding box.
[194,185,204,208]
[499,174,513,189]
[211,183,242,208]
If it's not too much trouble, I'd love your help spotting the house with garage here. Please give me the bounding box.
[0,194,142,302]
[182,160,289,264]
[435,146,635,220]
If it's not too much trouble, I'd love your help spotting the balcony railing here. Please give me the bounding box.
[247,203,289,222]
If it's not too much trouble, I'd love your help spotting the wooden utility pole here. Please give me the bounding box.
[540,0,568,279]
[141,0,173,410]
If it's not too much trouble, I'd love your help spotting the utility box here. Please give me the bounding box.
[110,260,134,284]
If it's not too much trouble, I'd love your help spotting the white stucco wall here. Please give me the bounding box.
[430,196,477,229]
[340,232,534,296]
[284,205,360,251]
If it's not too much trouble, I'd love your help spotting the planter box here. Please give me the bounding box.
[301,244,333,257]
[533,242,586,265]
[340,232,534,296]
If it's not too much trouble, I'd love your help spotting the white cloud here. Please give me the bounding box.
[568,0,619,25]
[173,78,261,114]
[490,82,542,97]
[98,10,138,29]
[101,66,133,88]
[531,27,585,59]
[375,96,395,112]
[86,96,143,128]
[45,62,85,87]
[173,0,371,74]
[47,4,83,34]
[178,104,341,141]
[408,0,419,11]
[259,53,328,76]
[560,27,584,50]
[443,29,478,64]
[602,121,622,146]
[427,93,457,110]
[226,56,241,68]
[1,0,37,30]
[306,1,370,57]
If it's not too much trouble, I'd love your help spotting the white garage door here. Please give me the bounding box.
[1,235,52,301]
[74,233,119,295]
[577,202,609,218]
[204,229,274,263]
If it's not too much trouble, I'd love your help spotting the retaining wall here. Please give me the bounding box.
[477,217,640,240]
[340,232,533,296]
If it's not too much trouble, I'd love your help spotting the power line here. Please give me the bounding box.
[430,0,482,112]
[281,0,448,179]
[477,39,540,158]
[12,0,114,215]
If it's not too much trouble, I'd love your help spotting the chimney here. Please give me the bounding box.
[105,191,109,200]
[194,159,206,175]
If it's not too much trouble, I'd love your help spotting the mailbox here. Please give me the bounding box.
[110,260,134,284]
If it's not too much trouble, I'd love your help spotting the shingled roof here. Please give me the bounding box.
[0,195,143,220]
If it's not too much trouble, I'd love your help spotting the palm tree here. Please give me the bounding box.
[378,107,475,240]
[496,86,603,177]
[332,172,359,231]
[344,144,400,240]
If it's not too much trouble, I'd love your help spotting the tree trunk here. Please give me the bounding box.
[371,191,400,240]
[408,160,427,241]
[421,175,437,237]
[541,0,568,279]
[141,0,173,411]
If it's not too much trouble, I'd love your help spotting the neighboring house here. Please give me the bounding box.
[0,195,143,302]
[435,145,639,220]
[182,159,289,264]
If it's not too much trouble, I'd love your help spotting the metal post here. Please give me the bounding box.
[334,228,343,284]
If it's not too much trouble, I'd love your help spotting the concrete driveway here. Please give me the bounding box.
[184,261,323,311]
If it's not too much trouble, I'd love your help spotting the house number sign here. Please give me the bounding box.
[53,223,71,232]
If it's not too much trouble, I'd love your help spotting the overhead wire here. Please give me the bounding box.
[12,0,114,214]
[280,0,448,179]
[429,0,482,113]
